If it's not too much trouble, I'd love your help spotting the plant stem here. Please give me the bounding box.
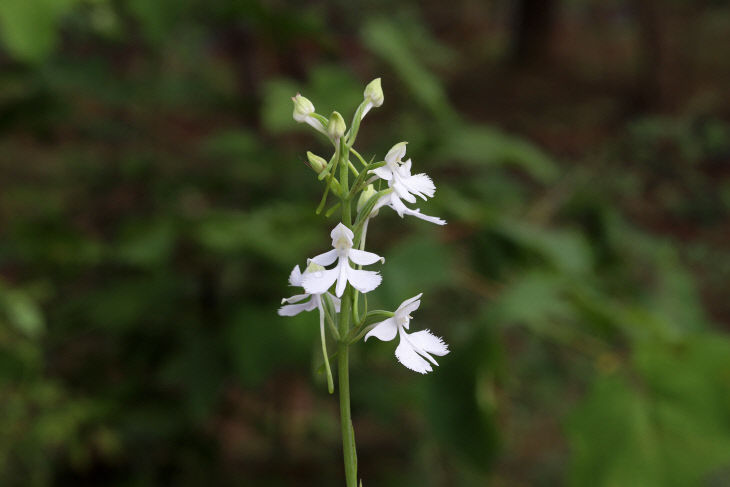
[338,290,357,487]
[337,137,358,486]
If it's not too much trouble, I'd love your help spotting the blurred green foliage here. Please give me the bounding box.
[1,0,730,486]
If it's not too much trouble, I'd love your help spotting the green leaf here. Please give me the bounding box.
[568,335,730,487]
[436,125,560,184]
[1,287,44,338]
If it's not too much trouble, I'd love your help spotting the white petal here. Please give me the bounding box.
[385,142,407,164]
[392,180,417,204]
[281,293,310,304]
[403,173,435,200]
[395,331,433,374]
[278,296,318,316]
[288,265,303,286]
[309,249,339,267]
[402,158,412,174]
[301,267,339,295]
[397,293,423,315]
[335,259,349,297]
[364,317,398,342]
[408,329,449,357]
[330,223,354,249]
[388,192,409,217]
[348,248,384,266]
[372,194,390,214]
[371,166,393,181]
[346,267,382,293]
[404,207,447,225]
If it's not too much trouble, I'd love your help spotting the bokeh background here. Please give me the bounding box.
[1,0,730,485]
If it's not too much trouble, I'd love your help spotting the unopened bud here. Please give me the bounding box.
[363,78,384,107]
[327,111,346,140]
[358,184,379,215]
[292,93,315,123]
[306,151,327,173]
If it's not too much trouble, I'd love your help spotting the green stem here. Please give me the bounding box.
[337,137,358,486]
[338,289,357,487]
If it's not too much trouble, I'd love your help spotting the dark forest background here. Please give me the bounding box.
[1,0,730,485]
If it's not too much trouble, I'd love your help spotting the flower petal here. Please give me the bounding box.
[364,317,398,342]
[281,293,310,304]
[398,293,423,315]
[288,265,303,286]
[404,207,447,225]
[330,223,354,249]
[348,248,384,266]
[403,173,435,200]
[335,259,349,297]
[346,267,382,293]
[392,180,417,204]
[408,329,449,358]
[371,166,393,181]
[388,192,409,217]
[395,331,433,374]
[278,296,318,316]
[310,249,339,267]
[385,142,407,164]
[301,267,339,295]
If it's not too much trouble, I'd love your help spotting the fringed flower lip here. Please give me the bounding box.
[365,294,450,374]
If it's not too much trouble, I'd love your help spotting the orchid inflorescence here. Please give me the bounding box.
[278,78,448,486]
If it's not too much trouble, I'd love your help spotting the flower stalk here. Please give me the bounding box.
[279,78,449,486]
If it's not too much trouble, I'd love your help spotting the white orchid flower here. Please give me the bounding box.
[302,223,383,297]
[368,142,446,225]
[278,264,341,317]
[372,142,436,202]
[365,294,449,374]
[279,263,341,393]
[292,94,328,136]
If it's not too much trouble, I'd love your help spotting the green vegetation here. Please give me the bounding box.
[1,1,729,485]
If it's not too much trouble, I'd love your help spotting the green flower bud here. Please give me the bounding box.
[363,78,384,107]
[292,93,315,122]
[357,184,379,215]
[327,111,346,140]
[306,151,327,173]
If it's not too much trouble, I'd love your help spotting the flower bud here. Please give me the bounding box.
[357,184,379,216]
[327,111,346,140]
[306,151,327,173]
[292,93,315,123]
[363,78,384,107]
[385,141,407,164]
